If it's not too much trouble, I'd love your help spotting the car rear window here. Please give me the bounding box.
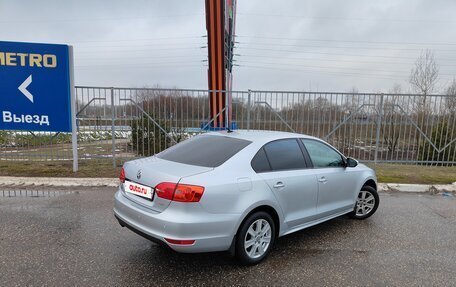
[156,135,252,168]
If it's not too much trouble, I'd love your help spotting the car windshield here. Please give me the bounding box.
[156,135,252,168]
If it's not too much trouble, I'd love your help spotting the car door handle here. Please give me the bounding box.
[273,182,285,188]
[318,177,327,183]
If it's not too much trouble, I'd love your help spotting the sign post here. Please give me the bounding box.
[68,46,78,172]
[0,41,77,171]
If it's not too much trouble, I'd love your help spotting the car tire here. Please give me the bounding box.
[349,185,379,220]
[235,211,276,265]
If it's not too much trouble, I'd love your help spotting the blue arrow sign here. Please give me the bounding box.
[0,41,73,132]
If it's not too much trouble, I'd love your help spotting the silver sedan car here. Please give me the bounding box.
[114,130,379,265]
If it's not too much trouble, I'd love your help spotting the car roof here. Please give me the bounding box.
[204,129,317,143]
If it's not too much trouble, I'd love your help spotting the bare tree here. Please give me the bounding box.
[381,83,402,154]
[344,87,360,112]
[409,49,439,111]
[409,50,439,154]
[446,79,456,113]
[341,87,360,152]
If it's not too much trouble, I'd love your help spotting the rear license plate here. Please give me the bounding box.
[124,180,153,200]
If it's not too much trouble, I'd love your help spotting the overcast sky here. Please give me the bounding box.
[1,0,456,93]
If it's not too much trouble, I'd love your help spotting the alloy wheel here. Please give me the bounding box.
[356,190,376,216]
[244,219,272,259]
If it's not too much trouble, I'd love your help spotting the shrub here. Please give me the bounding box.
[131,114,174,156]
[418,120,456,164]
[0,131,11,147]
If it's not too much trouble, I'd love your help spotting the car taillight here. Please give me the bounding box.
[154,182,205,203]
[154,182,177,200]
[173,184,205,202]
[119,167,126,183]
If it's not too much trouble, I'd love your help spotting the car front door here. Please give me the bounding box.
[252,139,318,229]
[301,139,358,217]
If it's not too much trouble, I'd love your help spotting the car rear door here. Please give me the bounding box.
[253,139,318,228]
[301,139,358,217]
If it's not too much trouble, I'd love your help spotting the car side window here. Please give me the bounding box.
[262,139,307,171]
[301,139,345,168]
[251,148,271,173]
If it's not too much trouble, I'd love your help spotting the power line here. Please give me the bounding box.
[74,51,456,68]
[236,41,456,52]
[75,60,205,67]
[0,36,207,47]
[238,60,456,77]
[235,46,456,61]
[238,64,455,81]
[0,14,204,23]
[75,42,207,49]
[237,60,409,75]
[237,53,456,68]
[74,46,206,54]
[238,53,412,65]
[236,35,456,47]
[238,64,408,81]
[76,54,205,61]
[69,36,206,44]
[236,12,456,24]
[75,64,206,70]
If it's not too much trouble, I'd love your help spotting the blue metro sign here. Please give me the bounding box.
[0,41,74,132]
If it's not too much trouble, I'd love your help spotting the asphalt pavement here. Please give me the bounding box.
[0,187,455,286]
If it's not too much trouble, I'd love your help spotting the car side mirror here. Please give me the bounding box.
[346,157,358,168]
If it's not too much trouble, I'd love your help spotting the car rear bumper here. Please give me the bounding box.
[113,190,239,253]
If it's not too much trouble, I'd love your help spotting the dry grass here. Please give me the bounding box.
[0,161,455,184]
[0,160,121,178]
[367,163,456,184]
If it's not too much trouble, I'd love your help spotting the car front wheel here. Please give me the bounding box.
[235,211,276,265]
[349,185,379,220]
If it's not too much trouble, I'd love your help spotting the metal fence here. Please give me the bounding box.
[1,87,455,166]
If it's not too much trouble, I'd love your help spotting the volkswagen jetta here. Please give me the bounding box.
[114,130,379,265]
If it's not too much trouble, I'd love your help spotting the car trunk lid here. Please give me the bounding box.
[122,156,213,212]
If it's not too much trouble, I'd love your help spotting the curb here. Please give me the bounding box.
[0,177,455,193]
[379,183,456,194]
[0,176,118,187]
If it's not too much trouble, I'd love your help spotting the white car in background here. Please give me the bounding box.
[114,130,379,265]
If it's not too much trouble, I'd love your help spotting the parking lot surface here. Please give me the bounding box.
[1,187,455,286]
